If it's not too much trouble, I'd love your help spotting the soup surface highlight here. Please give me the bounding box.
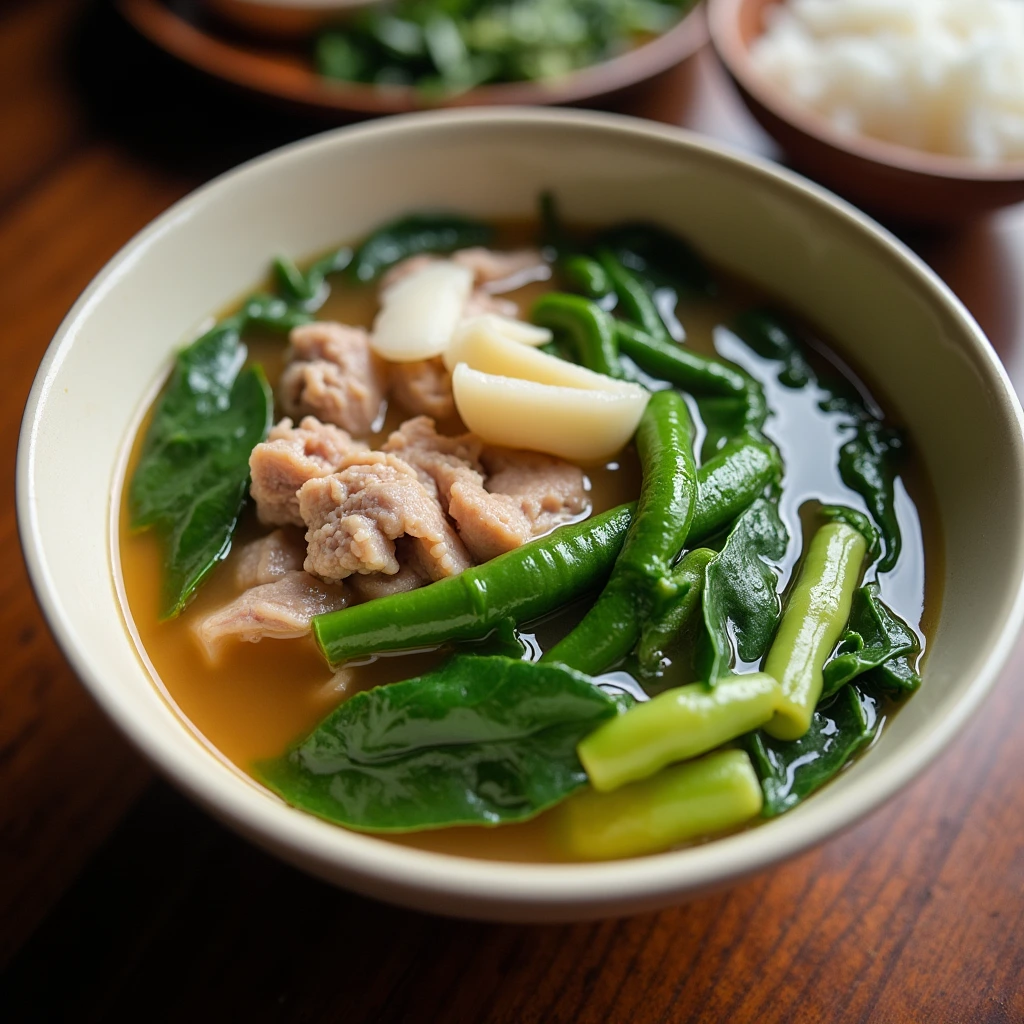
[117,218,941,862]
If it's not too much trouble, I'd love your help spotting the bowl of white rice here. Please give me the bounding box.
[707,0,1024,221]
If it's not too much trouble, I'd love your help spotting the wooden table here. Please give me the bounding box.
[2,4,1022,1019]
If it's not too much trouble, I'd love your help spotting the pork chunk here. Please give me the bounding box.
[382,417,587,562]
[233,529,307,589]
[449,447,590,562]
[452,247,545,287]
[299,452,472,583]
[249,416,367,527]
[194,571,347,659]
[388,357,455,420]
[278,322,385,436]
[483,448,590,534]
[382,416,483,505]
[348,562,426,601]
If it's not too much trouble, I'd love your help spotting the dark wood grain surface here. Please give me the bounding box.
[1,4,1022,1020]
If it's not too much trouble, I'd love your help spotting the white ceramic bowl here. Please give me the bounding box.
[18,109,1024,922]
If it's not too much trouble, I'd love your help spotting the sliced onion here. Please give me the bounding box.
[444,316,635,394]
[371,262,473,363]
[452,364,650,463]
[454,313,552,348]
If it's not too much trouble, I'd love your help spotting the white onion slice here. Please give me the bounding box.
[371,262,473,363]
[452,364,650,463]
[455,313,552,348]
[444,317,635,394]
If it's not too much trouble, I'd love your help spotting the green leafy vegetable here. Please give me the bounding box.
[822,583,921,699]
[594,220,715,297]
[349,212,493,282]
[730,309,904,570]
[129,323,273,618]
[257,655,623,832]
[699,496,789,683]
[744,684,878,817]
[315,0,698,95]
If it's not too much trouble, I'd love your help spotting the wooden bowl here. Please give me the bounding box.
[205,0,380,41]
[119,0,709,119]
[707,0,1024,222]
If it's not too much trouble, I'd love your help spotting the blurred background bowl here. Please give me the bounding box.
[119,0,709,118]
[707,0,1024,223]
[206,0,383,41]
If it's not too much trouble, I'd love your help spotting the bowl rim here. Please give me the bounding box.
[706,0,1024,185]
[118,0,709,117]
[17,107,1024,915]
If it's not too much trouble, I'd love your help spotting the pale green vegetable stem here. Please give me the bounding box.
[578,673,781,792]
[763,522,867,741]
[551,749,763,860]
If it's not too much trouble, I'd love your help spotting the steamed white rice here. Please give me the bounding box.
[749,0,1024,162]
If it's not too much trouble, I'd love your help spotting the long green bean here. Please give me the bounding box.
[551,749,763,860]
[578,673,781,791]
[763,521,868,740]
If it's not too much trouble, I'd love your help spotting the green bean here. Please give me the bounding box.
[563,255,613,301]
[764,521,868,740]
[578,673,781,791]
[689,434,782,543]
[616,321,749,397]
[596,248,669,342]
[551,749,763,860]
[542,391,697,674]
[531,293,622,378]
[636,546,715,679]
[313,503,634,666]
[349,212,493,282]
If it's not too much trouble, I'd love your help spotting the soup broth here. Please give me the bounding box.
[117,222,942,862]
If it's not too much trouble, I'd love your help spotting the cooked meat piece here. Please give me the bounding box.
[452,247,545,287]
[348,562,426,601]
[388,357,455,420]
[299,452,472,583]
[193,571,347,659]
[249,416,367,527]
[278,322,385,436]
[382,417,588,562]
[382,416,483,506]
[233,528,307,589]
[462,290,519,319]
[483,447,590,534]
[448,446,590,562]
[446,485,535,562]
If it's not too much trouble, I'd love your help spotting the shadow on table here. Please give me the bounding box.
[0,781,660,1022]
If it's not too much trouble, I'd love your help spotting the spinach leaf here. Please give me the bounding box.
[730,309,904,570]
[731,308,813,389]
[129,323,273,618]
[349,212,493,282]
[273,247,353,310]
[838,420,903,572]
[744,684,878,817]
[257,655,621,832]
[699,496,788,683]
[696,383,769,460]
[239,293,314,333]
[593,221,716,297]
[822,583,921,700]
